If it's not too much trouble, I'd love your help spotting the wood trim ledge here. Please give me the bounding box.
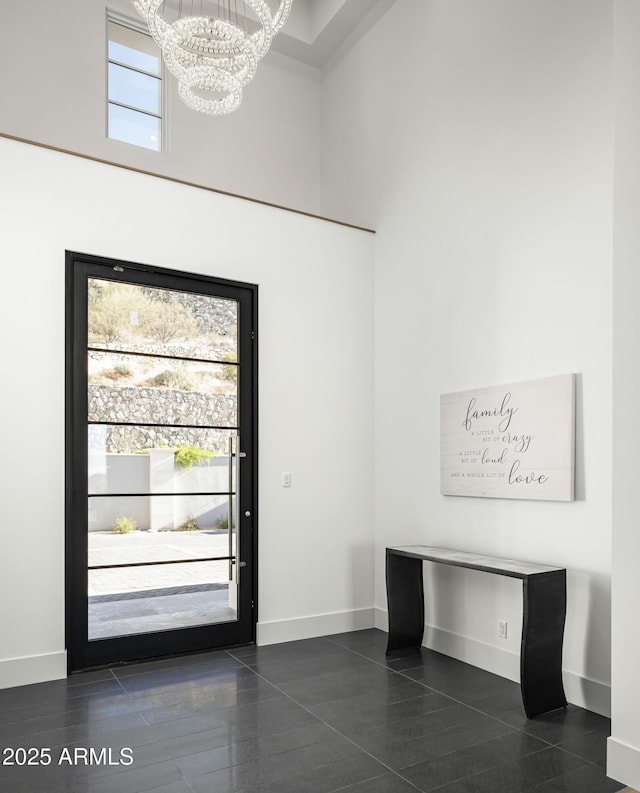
[0,131,376,234]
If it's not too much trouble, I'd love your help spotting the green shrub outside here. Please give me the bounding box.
[174,446,215,468]
[177,516,199,531]
[113,516,136,534]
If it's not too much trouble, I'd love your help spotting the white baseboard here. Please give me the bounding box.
[374,608,610,717]
[256,607,376,646]
[0,651,67,690]
[563,669,611,718]
[607,737,640,790]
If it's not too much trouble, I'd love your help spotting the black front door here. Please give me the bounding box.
[66,251,257,671]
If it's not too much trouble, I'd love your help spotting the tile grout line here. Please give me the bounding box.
[109,666,151,728]
[0,638,616,793]
[225,646,427,793]
[108,657,236,793]
[332,637,624,788]
[92,637,607,793]
[323,637,606,782]
[118,650,394,793]
[326,642,615,793]
[324,637,570,747]
[229,643,560,792]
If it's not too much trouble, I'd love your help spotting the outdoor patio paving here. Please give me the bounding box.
[88,529,236,640]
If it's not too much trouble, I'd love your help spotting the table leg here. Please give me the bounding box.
[386,550,425,654]
[520,569,567,718]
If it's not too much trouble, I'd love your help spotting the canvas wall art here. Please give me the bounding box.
[440,374,576,501]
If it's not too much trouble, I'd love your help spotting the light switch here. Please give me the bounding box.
[282,472,291,487]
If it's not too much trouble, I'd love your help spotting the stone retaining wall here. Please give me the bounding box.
[141,287,237,338]
[88,385,236,453]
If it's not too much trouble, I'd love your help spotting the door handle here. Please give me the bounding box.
[227,435,235,580]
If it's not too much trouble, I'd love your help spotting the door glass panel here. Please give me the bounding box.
[88,425,233,495]
[86,277,240,642]
[89,561,234,640]
[88,278,237,360]
[88,351,237,426]
[88,494,231,534]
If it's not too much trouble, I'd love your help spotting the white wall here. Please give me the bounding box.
[322,0,614,715]
[0,0,324,217]
[0,136,375,687]
[608,0,640,786]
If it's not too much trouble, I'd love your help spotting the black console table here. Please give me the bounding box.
[385,545,567,718]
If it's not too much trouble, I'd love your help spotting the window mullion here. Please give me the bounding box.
[107,15,163,152]
[108,99,162,121]
[108,57,161,81]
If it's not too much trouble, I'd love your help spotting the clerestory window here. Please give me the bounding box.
[107,14,164,152]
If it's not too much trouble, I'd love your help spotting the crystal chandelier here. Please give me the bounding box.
[132,0,293,115]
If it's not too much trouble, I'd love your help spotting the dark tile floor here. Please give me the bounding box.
[0,629,623,793]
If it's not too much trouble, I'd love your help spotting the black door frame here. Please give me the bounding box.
[65,251,258,672]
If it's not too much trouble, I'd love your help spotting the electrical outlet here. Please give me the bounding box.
[498,620,508,639]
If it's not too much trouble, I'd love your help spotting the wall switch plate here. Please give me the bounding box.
[282,472,291,487]
[498,620,508,639]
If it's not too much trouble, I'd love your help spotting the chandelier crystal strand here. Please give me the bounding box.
[271,0,292,33]
[132,0,292,115]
